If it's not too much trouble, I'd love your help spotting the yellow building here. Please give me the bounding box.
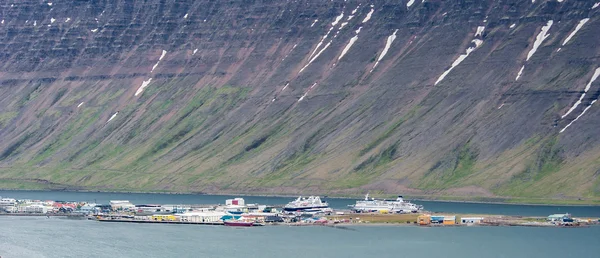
[418,215,431,225]
[152,214,177,221]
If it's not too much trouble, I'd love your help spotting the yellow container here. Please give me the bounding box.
[441,215,456,225]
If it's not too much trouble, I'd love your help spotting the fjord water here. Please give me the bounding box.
[1,216,599,258]
[1,190,599,216]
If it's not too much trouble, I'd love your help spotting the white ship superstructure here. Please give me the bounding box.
[350,194,423,213]
[284,196,330,212]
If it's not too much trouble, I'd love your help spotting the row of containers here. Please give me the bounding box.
[417,214,484,226]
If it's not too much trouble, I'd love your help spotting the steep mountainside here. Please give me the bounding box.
[1,0,600,203]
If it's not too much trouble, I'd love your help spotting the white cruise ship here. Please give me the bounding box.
[349,194,423,213]
[283,196,330,212]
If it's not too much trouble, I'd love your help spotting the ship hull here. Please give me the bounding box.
[224,221,254,227]
[283,206,329,212]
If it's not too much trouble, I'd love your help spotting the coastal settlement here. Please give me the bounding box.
[1,195,597,228]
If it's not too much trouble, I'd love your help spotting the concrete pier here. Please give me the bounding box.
[97,218,224,226]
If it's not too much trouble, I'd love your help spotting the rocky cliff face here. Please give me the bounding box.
[0,0,599,201]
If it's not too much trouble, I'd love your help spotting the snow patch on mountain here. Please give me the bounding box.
[298,83,318,102]
[526,20,553,61]
[310,19,318,27]
[515,20,553,80]
[561,18,589,46]
[300,41,332,74]
[106,112,119,123]
[151,50,167,73]
[515,66,525,81]
[332,12,344,26]
[135,78,153,96]
[561,68,600,119]
[435,39,483,85]
[339,35,359,61]
[370,29,398,73]
[560,100,596,133]
[362,8,374,23]
[475,26,485,37]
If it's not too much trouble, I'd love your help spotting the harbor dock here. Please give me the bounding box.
[96,218,225,226]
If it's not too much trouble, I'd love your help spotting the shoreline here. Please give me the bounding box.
[1,188,599,207]
[410,198,600,207]
[2,214,595,229]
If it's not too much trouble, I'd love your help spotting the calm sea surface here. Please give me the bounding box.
[1,190,599,216]
[0,216,599,258]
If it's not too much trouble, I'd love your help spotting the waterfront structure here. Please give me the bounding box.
[431,216,444,224]
[151,214,177,221]
[3,206,17,213]
[79,203,99,214]
[178,211,228,223]
[460,217,484,224]
[53,202,77,212]
[17,204,48,213]
[547,214,573,223]
[134,204,162,213]
[96,204,112,213]
[222,204,248,214]
[110,200,135,211]
[265,216,284,223]
[159,204,191,213]
[418,214,431,225]
[443,216,456,225]
[225,198,245,206]
[0,197,17,211]
[223,220,255,227]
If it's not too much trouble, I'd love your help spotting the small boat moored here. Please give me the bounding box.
[224,220,255,227]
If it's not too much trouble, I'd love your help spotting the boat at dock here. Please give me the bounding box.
[283,196,330,212]
[349,194,423,213]
[224,220,255,227]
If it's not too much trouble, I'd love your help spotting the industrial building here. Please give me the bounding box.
[110,200,136,211]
